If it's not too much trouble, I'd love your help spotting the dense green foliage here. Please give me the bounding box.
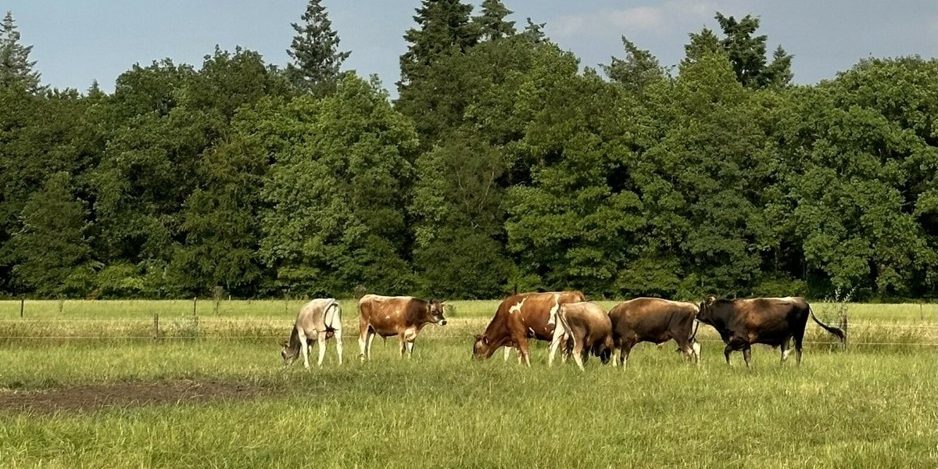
[0,4,936,300]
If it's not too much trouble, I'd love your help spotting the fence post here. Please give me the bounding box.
[20,298,24,318]
[192,297,197,316]
[153,314,160,340]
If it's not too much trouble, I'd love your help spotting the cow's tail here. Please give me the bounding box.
[556,306,574,350]
[809,306,846,345]
[689,318,700,343]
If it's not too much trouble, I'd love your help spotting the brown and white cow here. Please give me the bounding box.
[696,296,846,367]
[555,301,614,371]
[607,298,700,367]
[281,298,343,368]
[472,291,586,366]
[357,295,446,360]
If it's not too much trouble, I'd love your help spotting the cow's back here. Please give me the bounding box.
[358,295,420,336]
[561,302,611,340]
[296,298,340,334]
[610,298,697,343]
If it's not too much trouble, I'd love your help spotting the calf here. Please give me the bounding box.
[472,291,586,366]
[281,298,343,368]
[696,296,846,367]
[608,298,700,367]
[555,302,614,371]
[358,295,446,360]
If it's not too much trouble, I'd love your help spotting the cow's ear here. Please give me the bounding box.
[707,296,716,305]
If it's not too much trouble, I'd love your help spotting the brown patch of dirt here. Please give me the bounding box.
[0,379,268,414]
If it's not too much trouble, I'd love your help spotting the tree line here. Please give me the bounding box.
[0,2,935,301]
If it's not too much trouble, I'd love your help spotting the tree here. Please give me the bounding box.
[0,11,43,93]
[603,36,665,96]
[286,0,350,93]
[257,75,419,296]
[8,172,93,296]
[475,0,515,42]
[399,0,478,88]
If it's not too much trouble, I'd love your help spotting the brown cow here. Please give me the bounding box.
[555,301,614,371]
[357,295,446,361]
[472,291,586,366]
[608,298,700,367]
[696,296,846,367]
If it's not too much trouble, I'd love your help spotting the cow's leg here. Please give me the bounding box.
[571,335,585,371]
[548,325,566,367]
[675,338,694,363]
[793,333,804,366]
[365,331,376,360]
[358,319,369,361]
[334,328,343,366]
[398,335,407,358]
[298,330,311,369]
[516,337,531,367]
[742,345,753,367]
[692,340,701,365]
[724,337,748,365]
[779,338,789,365]
[316,331,328,367]
[405,340,415,358]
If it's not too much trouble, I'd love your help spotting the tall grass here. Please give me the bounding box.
[0,339,934,467]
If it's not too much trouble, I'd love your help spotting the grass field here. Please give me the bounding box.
[0,300,935,467]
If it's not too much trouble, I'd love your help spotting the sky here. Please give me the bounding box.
[5,0,938,94]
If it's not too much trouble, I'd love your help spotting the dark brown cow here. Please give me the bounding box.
[357,295,446,360]
[472,291,586,366]
[696,296,845,367]
[556,302,614,370]
[608,298,700,367]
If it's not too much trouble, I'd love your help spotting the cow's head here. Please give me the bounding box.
[472,334,495,359]
[280,340,299,366]
[697,296,717,324]
[427,299,447,325]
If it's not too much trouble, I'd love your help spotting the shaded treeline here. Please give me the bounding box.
[0,2,935,300]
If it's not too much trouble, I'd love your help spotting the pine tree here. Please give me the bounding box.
[286,0,350,93]
[520,17,547,43]
[475,0,515,42]
[603,36,664,95]
[0,11,43,93]
[682,27,722,67]
[399,0,478,87]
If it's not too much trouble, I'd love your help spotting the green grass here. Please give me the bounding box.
[0,301,935,467]
[2,299,935,321]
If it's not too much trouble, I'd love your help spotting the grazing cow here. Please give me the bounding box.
[281,298,343,368]
[607,298,700,367]
[555,302,614,371]
[472,291,586,366]
[696,296,846,367]
[357,295,446,360]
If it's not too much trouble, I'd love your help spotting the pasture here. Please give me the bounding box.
[0,300,935,468]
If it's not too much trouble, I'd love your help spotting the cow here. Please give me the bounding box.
[555,301,614,371]
[696,296,846,367]
[472,291,586,367]
[607,298,700,368]
[357,295,446,361]
[280,298,343,368]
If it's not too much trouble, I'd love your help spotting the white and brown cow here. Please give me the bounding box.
[608,298,700,367]
[357,295,446,360]
[472,291,586,366]
[281,298,343,368]
[555,301,614,371]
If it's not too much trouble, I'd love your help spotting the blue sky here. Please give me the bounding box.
[6,0,938,93]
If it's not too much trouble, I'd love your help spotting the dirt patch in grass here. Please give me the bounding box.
[0,379,268,413]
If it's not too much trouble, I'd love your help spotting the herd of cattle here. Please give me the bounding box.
[280,292,847,370]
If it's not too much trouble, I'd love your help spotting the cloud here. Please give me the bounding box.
[549,0,740,39]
